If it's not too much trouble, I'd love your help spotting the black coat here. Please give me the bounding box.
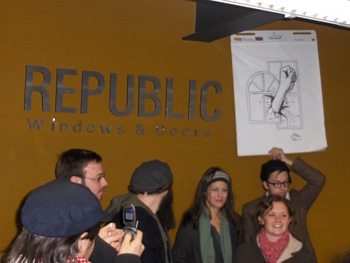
[172,220,241,263]
[234,233,316,263]
[89,236,141,263]
[111,206,171,263]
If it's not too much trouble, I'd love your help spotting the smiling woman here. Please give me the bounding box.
[258,200,291,243]
[234,195,315,263]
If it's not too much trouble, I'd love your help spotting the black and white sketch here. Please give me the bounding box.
[231,30,327,156]
[247,62,302,130]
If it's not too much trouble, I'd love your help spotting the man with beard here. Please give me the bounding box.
[55,149,144,263]
[107,159,175,263]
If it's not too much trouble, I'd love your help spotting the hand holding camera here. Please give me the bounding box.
[123,204,138,239]
[119,229,145,256]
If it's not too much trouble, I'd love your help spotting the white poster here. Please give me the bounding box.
[231,31,327,156]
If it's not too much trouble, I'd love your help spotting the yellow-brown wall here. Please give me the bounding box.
[0,1,349,262]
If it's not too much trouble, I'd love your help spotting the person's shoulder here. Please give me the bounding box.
[234,239,258,262]
[174,220,199,245]
[134,206,152,218]
[179,219,197,231]
[109,193,130,203]
[134,206,160,229]
[107,193,134,215]
[243,196,264,210]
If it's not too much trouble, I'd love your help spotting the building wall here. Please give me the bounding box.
[0,1,349,262]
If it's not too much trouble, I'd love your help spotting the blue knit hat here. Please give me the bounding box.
[21,179,111,237]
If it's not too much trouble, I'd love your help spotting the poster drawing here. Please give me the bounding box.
[231,31,327,156]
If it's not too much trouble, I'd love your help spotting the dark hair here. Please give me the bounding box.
[128,183,172,195]
[157,186,176,230]
[55,149,102,180]
[257,195,294,227]
[3,225,99,263]
[333,249,350,263]
[182,167,241,232]
[260,160,291,182]
[128,183,175,229]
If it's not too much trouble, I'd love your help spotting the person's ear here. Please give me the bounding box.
[78,232,88,253]
[262,181,268,191]
[161,189,168,197]
[70,176,82,184]
[258,216,264,226]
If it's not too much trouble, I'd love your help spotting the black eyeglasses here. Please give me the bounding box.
[267,180,291,188]
[78,174,105,183]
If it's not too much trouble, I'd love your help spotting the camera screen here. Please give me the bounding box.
[125,210,134,221]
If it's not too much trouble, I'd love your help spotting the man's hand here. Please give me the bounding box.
[268,147,293,166]
[119,230,145,256]
[99,223,125,252]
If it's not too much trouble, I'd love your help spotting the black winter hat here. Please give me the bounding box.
[130,160,173,192]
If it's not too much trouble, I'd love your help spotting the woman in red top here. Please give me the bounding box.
[234,195,315,263]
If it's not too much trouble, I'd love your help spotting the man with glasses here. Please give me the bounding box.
[55,149,144,263]
[242,147,325,262]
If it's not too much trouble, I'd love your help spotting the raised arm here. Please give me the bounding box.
[290,157,326,209]
[269,147,326,209]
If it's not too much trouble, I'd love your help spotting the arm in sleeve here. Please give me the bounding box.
[115,254,141,263]
[89,236,119,263]
[172,223,193,263]
[291,157,326,209]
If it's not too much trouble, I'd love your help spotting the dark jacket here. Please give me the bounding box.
[107,193,171,263]
[172,219,241,263]
[89,236,141,263]
[234,233,316,263]
[242,157,326,262]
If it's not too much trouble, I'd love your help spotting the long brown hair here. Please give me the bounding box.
[182,167,241,232]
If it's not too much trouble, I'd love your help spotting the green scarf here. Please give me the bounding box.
[199,212,232,263]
